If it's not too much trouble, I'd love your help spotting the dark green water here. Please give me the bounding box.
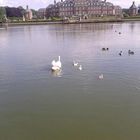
[0,22,140,140]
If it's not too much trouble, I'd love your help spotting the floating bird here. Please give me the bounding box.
[119,51,123,56]
[128,50,134,55]
[78,65,82,71]
[51,56,62,71]
[119,32,121,35]
[102,48,109,51]
[99,74,104,80]
[73,61,78,66]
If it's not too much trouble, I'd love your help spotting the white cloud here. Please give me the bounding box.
[108,0,140,8]
[0,0,50,9]
[0,0,7,6]
[0,0,140,9]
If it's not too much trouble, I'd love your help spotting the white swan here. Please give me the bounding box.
[73,61,78,66]
[51,56,62,71]
[99,74,104,79]
[78,65,82,71]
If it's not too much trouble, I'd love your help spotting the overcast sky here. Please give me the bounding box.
[0,0,140,10]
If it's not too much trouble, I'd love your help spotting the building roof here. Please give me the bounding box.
[114,5,122,9]
[46,0,122,9]
[130,1,137,9]
[38,8,46,12]
[47,4,54,9]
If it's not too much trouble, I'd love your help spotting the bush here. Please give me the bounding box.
[123,13,130,18]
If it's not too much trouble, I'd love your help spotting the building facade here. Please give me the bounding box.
[129,1,138,16]
[46,0,122,18]
[24,5,33,20]
[37,8,46,19]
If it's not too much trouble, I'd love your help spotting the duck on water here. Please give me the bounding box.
[128,50,134,55]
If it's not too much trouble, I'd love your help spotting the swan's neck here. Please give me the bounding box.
[58,56,60,61]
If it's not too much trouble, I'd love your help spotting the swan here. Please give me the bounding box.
[99,74,104,79]
[51,56,62,71]
[78,65,82,71]
[73,61,78,66]
[56,56,61,68]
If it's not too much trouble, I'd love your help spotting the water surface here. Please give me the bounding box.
[0,22,140,140]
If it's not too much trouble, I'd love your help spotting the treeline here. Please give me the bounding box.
[5,7,24,17]
[0,7,6,21]
[0,6,37,19]
[0,6,24,21]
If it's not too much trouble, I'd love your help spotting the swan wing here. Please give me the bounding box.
[52,60,56,66]
[55,61,62,68]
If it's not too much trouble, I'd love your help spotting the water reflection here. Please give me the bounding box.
[51,69,62,77]
[130,22,135,33]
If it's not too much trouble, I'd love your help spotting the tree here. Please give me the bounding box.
[138,5,140,14]
[18,6,25,16]
[0,7,6,22]
[5,7,23,17]
[31,9,37,17]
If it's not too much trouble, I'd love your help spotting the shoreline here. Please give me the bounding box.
[1,18,140,26]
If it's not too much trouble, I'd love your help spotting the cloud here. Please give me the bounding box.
[0,0,50,9]
[0,0,7,6]
[0,0,140,9]
[108,0,140,8]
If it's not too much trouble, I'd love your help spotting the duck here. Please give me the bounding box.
[106,48,109,51]
[102,48,106,51]
[128,50,134,55]
[51,56,62,71]
[119,32,121,35]
[78,65,82,71]
[73,61,78,66]
[99,74,104,80]
[119,51,123,56]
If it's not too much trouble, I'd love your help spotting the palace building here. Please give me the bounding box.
[46,0,122,18]
[129,1,138,16]
[24,5,33,20]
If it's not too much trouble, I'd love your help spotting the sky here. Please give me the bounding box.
[0,0,140,10]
